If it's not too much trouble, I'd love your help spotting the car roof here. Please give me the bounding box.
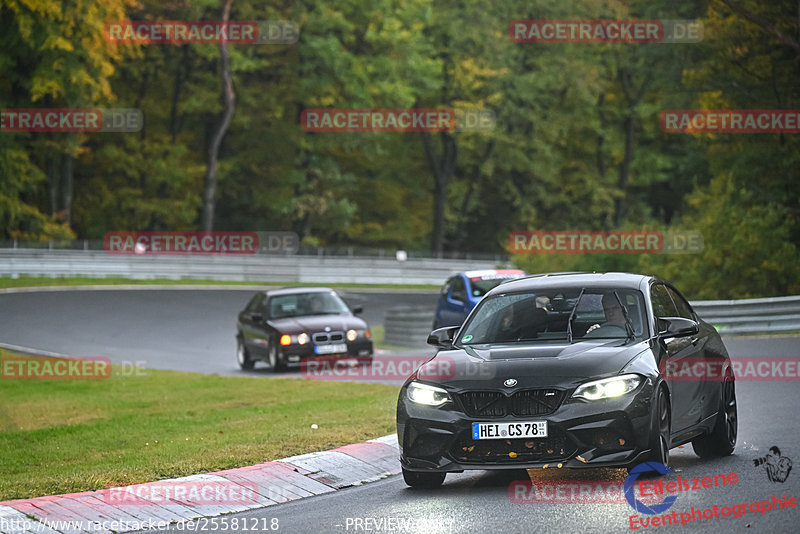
[462,269,526,278]
[263,287,337,297]
[489,272,659,294]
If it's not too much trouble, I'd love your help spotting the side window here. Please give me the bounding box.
[255,294,266,315]
[650,284,678,318]
[441,278,454,297]
[246,294,262,313]
[451,277,467,303]
[666,286,694,320]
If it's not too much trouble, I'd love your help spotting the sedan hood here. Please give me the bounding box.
[418,340,648,390]
[269,314,366,334]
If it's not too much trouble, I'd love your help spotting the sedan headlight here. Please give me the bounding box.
[407,382,451,406]
[572,374,642,400]
[346,329,358,342]
[281,333,309,346]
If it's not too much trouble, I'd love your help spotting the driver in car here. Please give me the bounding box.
[309,295,324,314]
[586,293,627,334]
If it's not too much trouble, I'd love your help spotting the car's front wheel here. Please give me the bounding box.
[236,337,254,371]
[267,338,285,372]
[692,375,737,458]
[402,468,445,488]
[642,386,671,470]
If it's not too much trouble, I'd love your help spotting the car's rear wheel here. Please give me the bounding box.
[236,337,254,370]
[402,468,446,488]
[267,339,285,372]
[692,375,737,458]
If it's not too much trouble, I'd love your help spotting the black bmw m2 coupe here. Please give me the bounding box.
[397,272,737,488]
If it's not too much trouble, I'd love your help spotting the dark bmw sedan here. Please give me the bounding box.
[397,272,737,488]
[236,287,373,371]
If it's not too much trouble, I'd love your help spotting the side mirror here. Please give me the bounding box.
[658,317,699,338]
[351,305,364,315]
[251,313,264,323]
[427,326,460,349]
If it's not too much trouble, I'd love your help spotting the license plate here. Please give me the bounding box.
[314,343,348,355]
[472,421,548,440]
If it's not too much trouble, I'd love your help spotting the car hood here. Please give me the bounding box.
[418,340,648,390]
[269,314,365,333]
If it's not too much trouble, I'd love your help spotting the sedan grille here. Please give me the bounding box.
[312,332,344,344]
[457,389,564,417]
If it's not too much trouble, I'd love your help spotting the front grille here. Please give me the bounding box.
[457,389,564,417]
[313,332,344,344]
[451,426,575,463]
[459,392,506,417]
[511,389,565,416]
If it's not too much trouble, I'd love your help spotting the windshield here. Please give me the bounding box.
[269,292,350,319]
[470,278,513,298]
[458,287,647,344]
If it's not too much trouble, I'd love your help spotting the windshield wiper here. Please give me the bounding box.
[566,288,585,344]
[613,291,636,341]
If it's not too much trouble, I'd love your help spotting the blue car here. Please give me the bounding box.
[433,269,527,329]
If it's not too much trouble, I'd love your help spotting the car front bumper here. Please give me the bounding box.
[280,339,374,363]
[397,380,657,472]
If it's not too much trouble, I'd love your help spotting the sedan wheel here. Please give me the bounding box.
[237,337,254,371]
[402,468,446,489]
[692,375,737,458]
[267,339,285,372]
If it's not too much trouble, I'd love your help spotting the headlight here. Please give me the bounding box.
[572,374,642,400]
[346,329,358,342]
[407,382,451,406]
[281,333,309,345]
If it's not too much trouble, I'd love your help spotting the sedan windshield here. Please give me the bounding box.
[458,287,647,344]
[269,292,350,319]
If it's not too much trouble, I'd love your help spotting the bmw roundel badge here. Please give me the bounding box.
[504,378,518,388]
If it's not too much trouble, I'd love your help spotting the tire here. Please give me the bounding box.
[646,386,671,469]
[692,375,737,458]
[267,338,285,372]
[402,467,446,488]
[236,337,254,371]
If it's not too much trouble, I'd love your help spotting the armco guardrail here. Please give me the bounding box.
[691,295,800,335]
[384,306,436,347]
[0,249,501,285]
[383,296,800,347]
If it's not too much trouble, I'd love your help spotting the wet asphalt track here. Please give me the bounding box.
[0,287,438,377]
[1,288,799,533]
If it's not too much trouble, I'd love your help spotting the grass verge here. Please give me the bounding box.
[0,276,438,291]
[0,351,400,501]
